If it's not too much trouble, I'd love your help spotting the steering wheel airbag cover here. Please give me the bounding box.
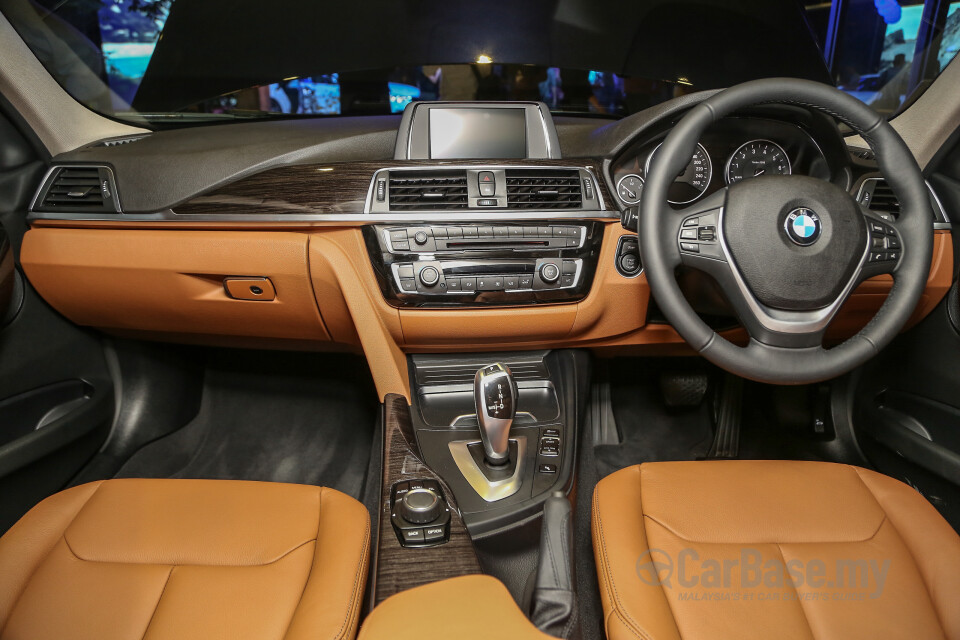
[723,175,867,310]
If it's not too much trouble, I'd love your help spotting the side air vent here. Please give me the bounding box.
[505,169,583,209]
[388,171,469,210]
[858,177,947,222]
[33,166,120,213]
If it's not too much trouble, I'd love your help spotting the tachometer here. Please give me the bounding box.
[616,174,644,205]
[645,142,712,205]
[725,139,791,184]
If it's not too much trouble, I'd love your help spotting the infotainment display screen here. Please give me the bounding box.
[428,108,527,159]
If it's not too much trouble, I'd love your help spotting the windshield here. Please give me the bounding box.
[2,0,958,128]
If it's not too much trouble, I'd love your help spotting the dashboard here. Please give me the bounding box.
[17,97,955,400]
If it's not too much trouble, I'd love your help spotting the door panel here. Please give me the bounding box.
[853,133,960,529]
[0,100,114,533]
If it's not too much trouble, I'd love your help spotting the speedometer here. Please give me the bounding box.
[725,139,791,184]
[645,142,712,205]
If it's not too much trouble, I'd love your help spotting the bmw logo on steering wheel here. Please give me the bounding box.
[784,208,822,246]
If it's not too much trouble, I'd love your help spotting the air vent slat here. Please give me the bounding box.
[505,169,583,210]
[388,171,469,211]
[33,166,120,214]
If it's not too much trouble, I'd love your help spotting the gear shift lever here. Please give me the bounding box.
[474,363,519,465]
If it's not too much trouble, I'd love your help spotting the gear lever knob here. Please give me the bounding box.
[474,363,519,465]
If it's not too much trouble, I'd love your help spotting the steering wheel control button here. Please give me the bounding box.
[683,218,698,227]
[680,228,697,240]
[784,208,822,246]
[680,242,700,253]
[697,227,716,241]
[540,263,561,283]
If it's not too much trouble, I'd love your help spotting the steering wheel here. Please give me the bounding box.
[640,78,934,384]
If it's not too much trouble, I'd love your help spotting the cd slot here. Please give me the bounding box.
[444,240,549,250]
[444,263,534,276]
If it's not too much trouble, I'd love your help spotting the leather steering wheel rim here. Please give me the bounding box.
[639,78,934,384]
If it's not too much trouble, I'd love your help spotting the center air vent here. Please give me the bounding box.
[389,171,468,210]
[33,166,120,213]
[506,169,583,209]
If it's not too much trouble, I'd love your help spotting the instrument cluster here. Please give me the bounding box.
[611,116,833,209]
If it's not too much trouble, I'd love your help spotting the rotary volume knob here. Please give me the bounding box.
[419,266,441,287]
[399,488,442,524]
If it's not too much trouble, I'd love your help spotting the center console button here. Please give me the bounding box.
[462,226,478,238]
[447,227,463,238]
[494,226,509,237]
[538,226,552,237]
[393,240,410,251]
[478,276,504,291]
[539,263,561,283]
[519,275,534,288]
[504,276,519,289]
[399,487,442,524]
[397,265,415,279]
[389,230,408,242]
[446,279,461,291]
[478,226,494,238]
[561,260,577,275]
[478,171,496,196]
[432,227,448,239]
[423,525,446,542]
[399,279,417,292]
[460,278,477,292]
[401,528,424,544]
[524,226,539,237]
[419,266,441,287]
[413,231,429,245]
[561,275,576,287]
[508,227,524,237]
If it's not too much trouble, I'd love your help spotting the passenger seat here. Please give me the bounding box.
[0,479,370,640]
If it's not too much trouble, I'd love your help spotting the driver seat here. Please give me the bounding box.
[592,460,960,640]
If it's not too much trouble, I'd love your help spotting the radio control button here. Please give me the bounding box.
[393,240,410,250]
[462,226,478,238]
[478,226,494,238]
[494,226,509,237]
[447,227,463,238]
[413,231,429,245]
[432,227,448,239]
[524,226,539,237]
[508,227,523,237]
[389,230,408,242]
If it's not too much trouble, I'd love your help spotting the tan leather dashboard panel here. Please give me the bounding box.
[19,225,953,400]
[20,228,332,343]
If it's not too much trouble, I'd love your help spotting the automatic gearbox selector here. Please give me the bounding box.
[399,487,442,524]
[474,363,519,465]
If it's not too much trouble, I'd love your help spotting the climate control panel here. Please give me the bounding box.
[365,222,603,307]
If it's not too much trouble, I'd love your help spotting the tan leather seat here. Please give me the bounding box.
[0,478,370,640]
[358,575,551,640]
[592,461,960,640]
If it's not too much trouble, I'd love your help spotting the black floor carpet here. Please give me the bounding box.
[594,360,714,478]
[115,350,378,500]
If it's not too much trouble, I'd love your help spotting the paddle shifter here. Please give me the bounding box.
[474,363,519,465]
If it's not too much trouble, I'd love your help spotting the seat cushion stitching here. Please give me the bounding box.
[593,469,654,640]
[852,467,948,637]
[138,565,174,640]
[61,534,317,568]
[641,466,686,640]
[0,481,104,638]
[327,505,370,640]
[773,543,815,640]
[281,486,323,640]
